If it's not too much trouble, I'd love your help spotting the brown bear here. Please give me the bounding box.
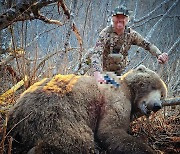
[6,65,167,154]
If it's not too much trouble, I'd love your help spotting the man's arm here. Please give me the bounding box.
[91,30,108,83]
[131,29,168,64]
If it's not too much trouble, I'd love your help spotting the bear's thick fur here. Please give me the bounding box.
[7,65,167,154]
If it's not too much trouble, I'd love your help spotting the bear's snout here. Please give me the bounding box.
[152,102,162,111]
[147,99,162,112]
[138,90,162,115]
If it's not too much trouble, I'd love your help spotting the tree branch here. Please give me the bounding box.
[133,0,171,24]
[0,48,12,55]
[129,0,179,63]
[0,49,25,66]
[0,0,60,30]
[162,97,180,107]
[145,0,179,41]
[35,13,63,26]
[58,0,70,19]
[131,15,180,29]
[167,36,180,55]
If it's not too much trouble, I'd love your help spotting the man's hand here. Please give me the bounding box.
[94,71,106,84]
[158,53,168,64]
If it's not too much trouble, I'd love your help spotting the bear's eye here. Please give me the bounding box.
[161,93,164,98]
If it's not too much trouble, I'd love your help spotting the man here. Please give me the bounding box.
[91,6,168,83]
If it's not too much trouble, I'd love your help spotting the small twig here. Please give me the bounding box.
[5,65,21,81]
[35,13,63,26]
[132,54,149,69]
[0,54,16,66]
[8,136,13,154]
[0,49,25,66]
[145,0,178,41]
[131,15,180,29]
[132,0,138,20]
[133,0,171,24]
[167,36,180,55]
[58,0,71,19]
[82,1,91,38]
[5,112,33,140]
[25,27,58,48]
[33,48,78,76]
[0,48,12,55]
[0,116,8,154]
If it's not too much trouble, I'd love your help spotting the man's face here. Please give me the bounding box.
[112,14,128,30]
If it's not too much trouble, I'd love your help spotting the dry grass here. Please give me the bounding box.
[131,109,180,154]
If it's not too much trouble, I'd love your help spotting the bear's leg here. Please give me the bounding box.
[97,128,155,154]
[26,126,96,154]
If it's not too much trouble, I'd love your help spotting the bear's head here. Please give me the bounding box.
[121,65,167,117]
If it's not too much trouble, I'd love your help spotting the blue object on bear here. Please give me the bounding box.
[104,74,120,88]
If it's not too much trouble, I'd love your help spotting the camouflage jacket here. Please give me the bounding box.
[91,25,162,75]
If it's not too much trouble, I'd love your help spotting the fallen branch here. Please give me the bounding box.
[0,76,28,105]
[162,97,180,107]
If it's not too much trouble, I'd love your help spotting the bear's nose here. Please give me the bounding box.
[152,103,162,112]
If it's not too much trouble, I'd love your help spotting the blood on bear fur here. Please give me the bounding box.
[7,65,167,154]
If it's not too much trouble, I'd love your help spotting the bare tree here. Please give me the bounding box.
[0,0,64,31]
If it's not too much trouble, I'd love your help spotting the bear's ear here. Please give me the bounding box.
[161,86,167,99]
[136,65,146,72]
[159,79,168,99]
